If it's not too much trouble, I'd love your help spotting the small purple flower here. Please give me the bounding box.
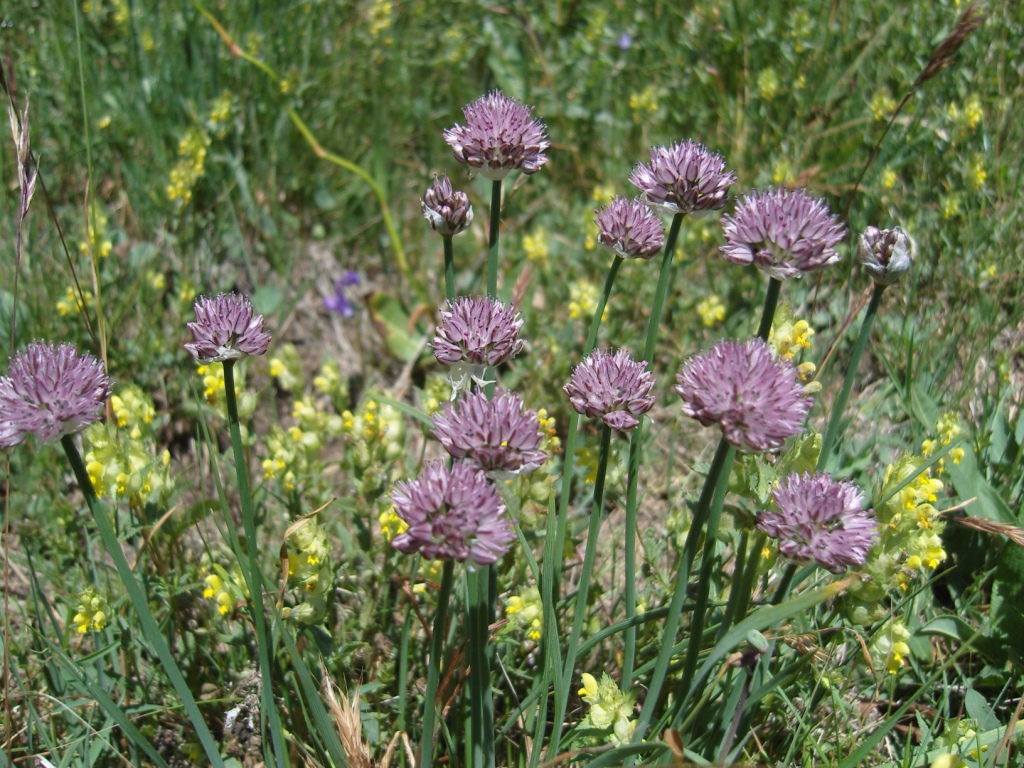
[390,459,515,565]
[615,32,633,51]
[720,188,846,280]
[757,472,877,574]
[564,348,656,432]
[629,140,737,217]
[444,90,550,180]
[184,293,272,364]
[421,173,474,236]
[595,197,665,260]
[325,271,361,317]
[432,388,547,478]
[857,226,914,286]
[675,338,811,453]
[431,296,525,367]
[0,341,111,447]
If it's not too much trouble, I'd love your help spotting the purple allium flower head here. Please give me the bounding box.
[325,271,361,317]
[564,348,656,432]
[184,293,272,364]
[390,459,515,565]
[432,296,525,367]
[595,197,665,260]
[629,140,737,217]
[675,338,811,452]
[444,90,550,180]
[720,188,846,280]
[756,471,877,574]
[857,226,915,286]
[431,388,547,478]
[421,173,474,236]
[0,341,111,447]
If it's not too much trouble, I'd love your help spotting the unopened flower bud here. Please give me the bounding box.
[858,226,914,285]
[421,173,474,236]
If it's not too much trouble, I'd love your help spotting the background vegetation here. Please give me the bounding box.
[2,0,1022,766]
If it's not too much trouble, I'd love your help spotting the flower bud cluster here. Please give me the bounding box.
[84,385,174,508]
[575,673,638,748]
[72,588,110,634]
[869,619,912,675]
[843,455,948,625]
[504,585,543,642]
[201,563,248,617]
[282,517,334,625]
[921,412,965,471]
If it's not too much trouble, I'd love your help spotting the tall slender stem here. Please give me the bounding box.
[487,179,502,297]
[420,560,455,768]
[621,427,642,689]
[467,566,495,768]
[757,278,783,342]
[223,361,285,767]
[548,424,612,759]
[61,437,227,768]
[819,283,885,471]
[620,212,683,690]
[552,256,624,595]
[632,437,734,745]
[443,235,456,302]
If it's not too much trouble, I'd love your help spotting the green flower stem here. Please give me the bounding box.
[772,563,799,605]
[548,424,612,760]
[487,179,502,297]
[443,235,456,302]
[675,449,736,706]
[222,361,286,768]
[61,436,227,768]
[757,278,783,342]
[632,437,735,745]
[552,255,623,594]
[718,532,767,641]
[467,565,495,768]
[716,531,749,642]
[620,427,642,690]
[531,499,560,768]
[819,283,886,471]
[644,214,684,360]
[419,560,455,768]
[620,212,683,690]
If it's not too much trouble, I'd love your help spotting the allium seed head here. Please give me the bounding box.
[757,471,877,574]
[431,296,525,368]
[595,197,665,260]
[390,460,515,565]
[431,388,547,478]
[857,226,915,286]
[675,338,811,452]
[720,188,846,280]
[0,341,111,447]
[184,293,272,363]
[629,140,737,216]
[564,348,656,432]
[444,90,550,180]
[421,173,474,236]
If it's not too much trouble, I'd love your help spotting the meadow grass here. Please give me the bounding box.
[2,1,1023,766]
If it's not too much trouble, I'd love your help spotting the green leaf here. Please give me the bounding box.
[964,688,1000,731]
